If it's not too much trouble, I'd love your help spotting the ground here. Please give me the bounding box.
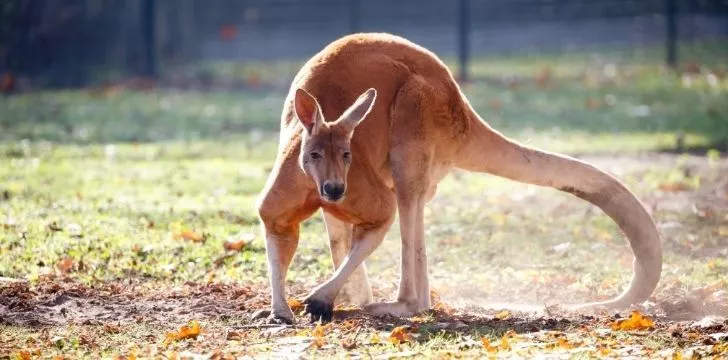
[1,51,727,359]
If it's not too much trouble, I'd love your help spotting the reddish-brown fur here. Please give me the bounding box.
[256,33,662,324]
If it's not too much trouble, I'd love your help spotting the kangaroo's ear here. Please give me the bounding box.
[294,88,323,135]
[337,88,377,132]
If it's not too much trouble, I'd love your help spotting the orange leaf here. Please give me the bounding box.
[610,311,654,331]
[17,351,31,360]
[164,320,201,345]
[56,257,74,273]
[658,182,689,192]
[174,230,204,242]
[388,326,414,345]
[481,337,497,352]
[223,239,245,252]
[312,323,329,338]
[288,298,304,312]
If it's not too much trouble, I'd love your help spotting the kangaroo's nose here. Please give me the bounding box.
[322,181,345,201]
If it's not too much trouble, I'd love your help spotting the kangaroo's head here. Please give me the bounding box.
[294,87,377,203]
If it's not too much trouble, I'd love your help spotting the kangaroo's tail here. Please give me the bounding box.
[456,114,662,310]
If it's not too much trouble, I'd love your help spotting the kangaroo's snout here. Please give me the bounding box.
[321,181,345,202]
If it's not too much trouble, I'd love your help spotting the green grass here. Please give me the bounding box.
[1,50,728,358]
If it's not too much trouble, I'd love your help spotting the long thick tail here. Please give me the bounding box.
[456,116,662,310]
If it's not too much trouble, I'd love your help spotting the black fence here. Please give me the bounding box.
[1,0,727,88]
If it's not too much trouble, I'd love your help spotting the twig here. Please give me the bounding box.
[233,324,297,330]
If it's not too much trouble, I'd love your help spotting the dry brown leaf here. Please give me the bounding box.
[389,326,414,345]
[56,257,74,274]
[288,298,304,312]
[226,330,245,341]
[341,338,357,350]
[17,350,31,360]
[611,311,655,331]
[104,323,121,334]
[495,310,511,320]
[223,239,246,252]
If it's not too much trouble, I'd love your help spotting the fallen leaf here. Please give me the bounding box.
[312,323,328,348]
[174,230,205,242]
[104,323,121,334]
[389,326,414,345]
[341,338,357,350]
[495,310,511,320]
[56,257,74,274]
[164,320,201,346]
[226,330,244,341]
[499,333,511,351]
[370,333,381,344]
[288,298,304,312]
[312,323,329,338]
[17,351,31,360]
[611,311,655,331]
[481,337,497,352]
[658,182,690,192]
[223,239,245,252]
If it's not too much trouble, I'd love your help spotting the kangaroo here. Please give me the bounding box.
[256,33,662,324]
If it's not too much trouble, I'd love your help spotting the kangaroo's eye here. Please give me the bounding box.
[310,152,322,160]
[343,151,351,160]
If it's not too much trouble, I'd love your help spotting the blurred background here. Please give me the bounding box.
[1,0,727,151]
[2,0,727,87]
[1,0,727,152]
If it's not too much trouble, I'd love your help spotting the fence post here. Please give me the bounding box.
[666,0,678,68]
[350,0,360,34]
[142,0,157,78]
[458,0,470,82]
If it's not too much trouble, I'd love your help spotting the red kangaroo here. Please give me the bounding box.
[255,33,662,324]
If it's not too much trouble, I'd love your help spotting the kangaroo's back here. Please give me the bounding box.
[281,33,467,167]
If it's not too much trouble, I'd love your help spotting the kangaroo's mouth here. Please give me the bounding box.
[321,192,346,204]
[320,182,346,203]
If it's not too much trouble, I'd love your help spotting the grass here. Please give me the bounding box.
[1,49,728,358]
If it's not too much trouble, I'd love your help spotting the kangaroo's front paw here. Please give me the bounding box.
[303,297,334,323]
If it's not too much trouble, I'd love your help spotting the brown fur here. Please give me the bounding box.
[256,33,662,324]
